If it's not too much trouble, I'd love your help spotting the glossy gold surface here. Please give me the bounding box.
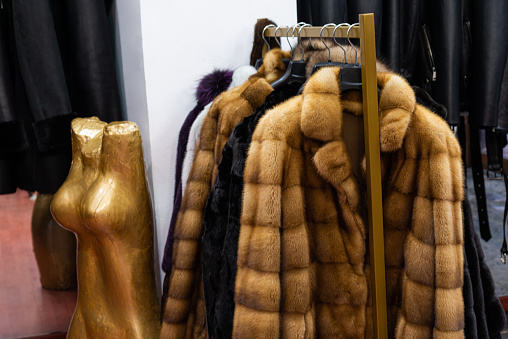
[31,193,77,290]
[51,118,160,338]
[360,13,388,339]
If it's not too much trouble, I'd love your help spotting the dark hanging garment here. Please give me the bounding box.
[0,5,28,194]
[201,82,300,339]
[0,12,26,156]
[462,195,507,338]
[470,0,508,127]
[297,0,313,25]
[385,0,422,82]
[497,55,508,131]
[423,0,462,126]
[380,0,401,72]
[12,0,77,154]
[346,0,383,53]
[61,0,123,122]
[297,1,382,56]
[0,0,122,194]
[311,0,347,26]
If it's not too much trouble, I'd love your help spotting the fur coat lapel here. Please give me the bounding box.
[301,68,414,175]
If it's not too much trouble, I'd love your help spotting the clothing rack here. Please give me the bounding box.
[264,14,388,339]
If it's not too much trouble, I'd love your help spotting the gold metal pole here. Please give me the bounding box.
[359,13,388,339]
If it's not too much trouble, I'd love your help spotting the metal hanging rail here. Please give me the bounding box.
[263,25,360,39]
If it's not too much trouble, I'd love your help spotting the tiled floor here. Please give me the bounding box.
[0,190,76,339]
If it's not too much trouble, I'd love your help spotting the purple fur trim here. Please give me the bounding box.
[196,69,233,105]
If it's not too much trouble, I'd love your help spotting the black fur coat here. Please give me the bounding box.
[201,82,301,339]
[462,195,506,339]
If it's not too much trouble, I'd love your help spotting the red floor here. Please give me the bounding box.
[0,190,75,339]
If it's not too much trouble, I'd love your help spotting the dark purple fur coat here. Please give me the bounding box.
[160,69,232,319]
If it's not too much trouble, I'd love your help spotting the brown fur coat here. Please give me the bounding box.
[233,67,464,338]
[160,48,289,339]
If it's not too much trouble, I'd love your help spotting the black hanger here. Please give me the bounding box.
[339,65,362,91]
[271,24,309,89]
[254,24,276,70]
[271,60,307,88]
[254,59,263,70]
[338,23,362,92]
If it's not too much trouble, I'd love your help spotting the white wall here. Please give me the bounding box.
[116,0,297,289]
[112,0,160,292]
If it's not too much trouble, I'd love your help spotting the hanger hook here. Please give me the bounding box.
[347,23,360,64]
[295,22,314,50]
[273,25,285,48]
[320,23,336,63]
[286,24,298,58]
[298,23,311,61]
[262,24,276,52]
[333,23,350,64]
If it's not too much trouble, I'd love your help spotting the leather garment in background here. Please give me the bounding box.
[0,0,122,194]
[469,0,508,127]
[297,0,508,128]
[297,0,382,53]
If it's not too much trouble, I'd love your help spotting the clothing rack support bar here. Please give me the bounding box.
[360,13,388,339]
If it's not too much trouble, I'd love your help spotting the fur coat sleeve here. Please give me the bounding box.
[160,49,289,339]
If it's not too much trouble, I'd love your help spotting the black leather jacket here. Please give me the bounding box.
[297,0,508,128]
[0,0,122,194]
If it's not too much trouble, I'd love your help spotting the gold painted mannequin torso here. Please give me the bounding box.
[51,118,160,338]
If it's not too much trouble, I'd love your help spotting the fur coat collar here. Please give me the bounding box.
[234,66,465,338]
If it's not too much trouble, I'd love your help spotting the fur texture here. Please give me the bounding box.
[250,18,278,67]
[201,82,301,339]
[161,66,252,314]
[233,67,465,338]
[160,49,290,339]
[160,69,233,319]
[163,68,233,271]
[196,69,234,106]
[181,66,257,196]
[412,85,447,120]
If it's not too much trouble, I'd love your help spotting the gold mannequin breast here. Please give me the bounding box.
[51,118,160,338]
